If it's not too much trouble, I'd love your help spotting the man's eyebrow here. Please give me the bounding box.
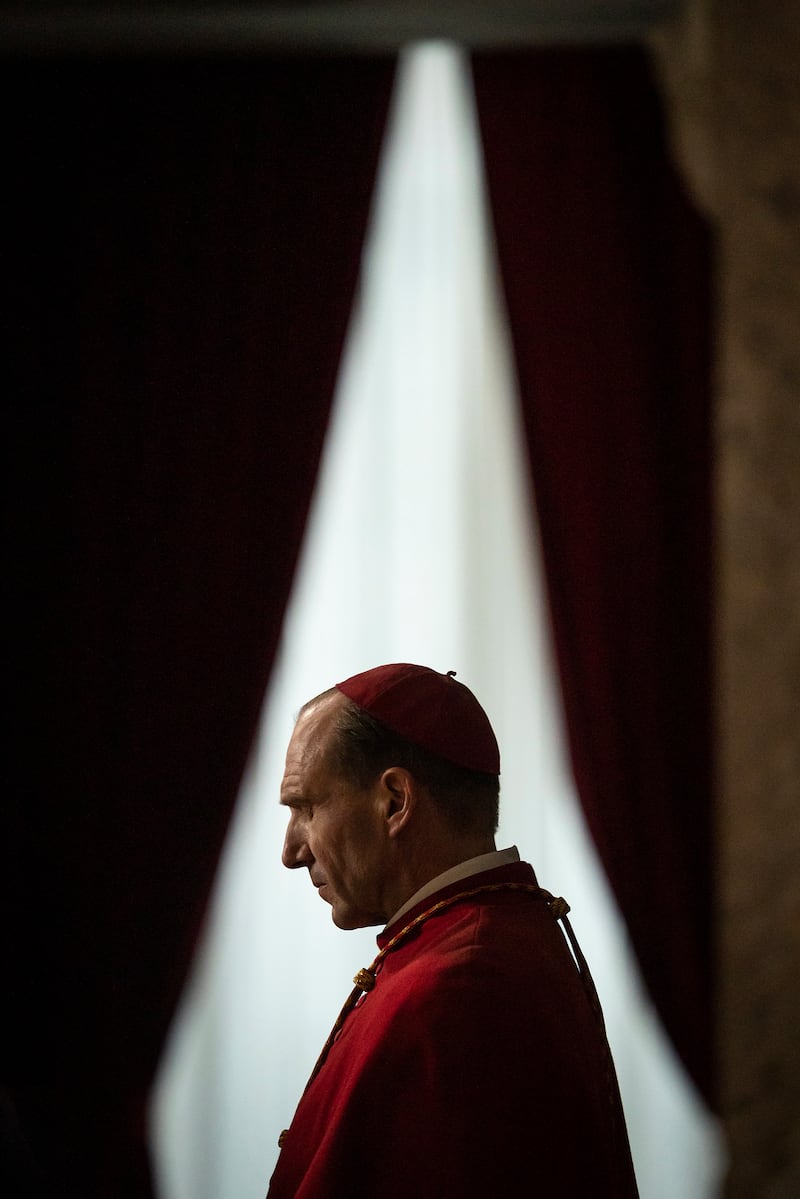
[279,793,309,809]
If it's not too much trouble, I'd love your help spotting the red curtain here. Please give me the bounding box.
[3,54,394,1197]
[472,47,716,1106]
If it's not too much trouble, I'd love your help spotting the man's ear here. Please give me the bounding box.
[379,767,417,838]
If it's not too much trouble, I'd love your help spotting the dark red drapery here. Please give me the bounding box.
[2,54,394,1197]
[472,46,716,1107]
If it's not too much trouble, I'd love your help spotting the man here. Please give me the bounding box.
[267,663,639,1198]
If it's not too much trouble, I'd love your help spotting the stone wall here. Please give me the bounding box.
[650,3,800,1196]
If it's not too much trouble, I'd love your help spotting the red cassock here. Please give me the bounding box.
[267,860,639,1198]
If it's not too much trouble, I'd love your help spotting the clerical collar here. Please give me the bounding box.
[386,845,520,929]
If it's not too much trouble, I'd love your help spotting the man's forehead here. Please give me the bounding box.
[285,692,342,768]
[280,732,322,805]
[293,692,339,739]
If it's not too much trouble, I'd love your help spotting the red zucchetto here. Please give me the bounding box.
[335,663,500,775]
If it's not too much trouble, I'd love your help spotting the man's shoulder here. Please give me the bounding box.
[376,859,550,998]
[381,858,541,943]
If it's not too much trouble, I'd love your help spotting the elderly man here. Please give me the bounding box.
[267,663,639,1198]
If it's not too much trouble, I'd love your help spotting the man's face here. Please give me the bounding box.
[280,694,389,929]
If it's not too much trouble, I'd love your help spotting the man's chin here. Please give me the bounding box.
[330,906,384,931]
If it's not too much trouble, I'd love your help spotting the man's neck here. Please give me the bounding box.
[386,846,520,928]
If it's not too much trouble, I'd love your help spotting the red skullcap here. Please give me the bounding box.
[336,663,500,775]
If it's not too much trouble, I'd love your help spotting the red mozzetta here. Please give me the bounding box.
[267,860,639,1198]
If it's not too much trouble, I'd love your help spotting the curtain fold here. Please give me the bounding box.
[471,46,716,1107]
[2,54,394,1197]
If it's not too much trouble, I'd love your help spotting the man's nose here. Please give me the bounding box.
[282,827,313,870]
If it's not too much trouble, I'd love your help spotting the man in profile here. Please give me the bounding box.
[267,662,639,1198]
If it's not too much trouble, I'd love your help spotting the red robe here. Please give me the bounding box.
[267,860,639,1197]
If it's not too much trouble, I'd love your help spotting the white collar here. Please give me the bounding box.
[386,845,520,928]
